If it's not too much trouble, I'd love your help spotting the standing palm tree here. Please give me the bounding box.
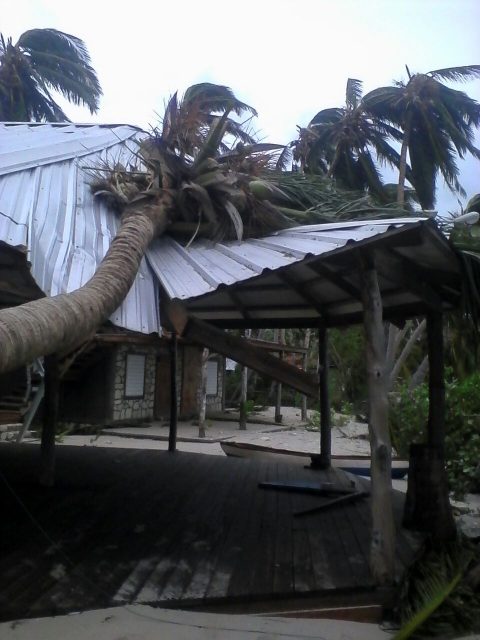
[0,28,102,121]
[292,79,404,201]
[363,65,480,208]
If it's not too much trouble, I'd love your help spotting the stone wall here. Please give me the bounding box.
[112,345,157,423]
[206,356,224,414]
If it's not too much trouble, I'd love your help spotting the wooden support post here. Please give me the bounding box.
[403,312,456,542]
[239,329,251,430]
[239,363,248,430]
[301,329,311,422]
[197,348,209,438]
[275,328,285,424]
[168,333,178,453]
[39,354,59,487]
[360,255,395,585]
[318,325,331,468]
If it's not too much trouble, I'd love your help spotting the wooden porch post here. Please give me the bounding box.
[360,255,395,585]
[168,332,178,452]
[275,329,285,424]
[239,329,251,430]
[39,354,59,487]
[403,311,456,541]
[318,325,331,468]
[197,348,209,438]
[301,329,311,422]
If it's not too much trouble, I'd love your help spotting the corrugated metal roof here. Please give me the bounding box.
[147,219,426,301]
[0,123,161,335]
[0,123,460,333]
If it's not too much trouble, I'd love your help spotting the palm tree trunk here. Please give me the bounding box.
[397,120,411,205]
[301,328,311,421]
[360,256,395,585]
[0,198,170,374]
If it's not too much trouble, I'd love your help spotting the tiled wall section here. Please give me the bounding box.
[112,345,156,422]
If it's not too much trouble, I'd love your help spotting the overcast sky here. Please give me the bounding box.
[3,0,480,212]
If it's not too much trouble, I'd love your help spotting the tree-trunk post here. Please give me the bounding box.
[168,332,178,452]
[301,329,311,422]
[198,348,209,438]
[318,325,331,468]
[39,354,59,487]
[403,312,456,542]
[360,253,395,585]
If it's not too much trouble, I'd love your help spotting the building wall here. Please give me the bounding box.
[61,349,113,424]
[112,345,157,423]
[59,340,224,428]
[206,355,224,414]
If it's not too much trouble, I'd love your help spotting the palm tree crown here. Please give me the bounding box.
[363,65,480,209]
[0,28,102,121]
[292,79,404,202]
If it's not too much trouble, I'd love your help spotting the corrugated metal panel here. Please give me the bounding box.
[0,123,161,335]
[146,219,422,302]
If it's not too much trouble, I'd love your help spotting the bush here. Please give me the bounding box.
[390,372,480,498]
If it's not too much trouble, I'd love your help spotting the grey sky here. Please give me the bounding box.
[3,0,480,212]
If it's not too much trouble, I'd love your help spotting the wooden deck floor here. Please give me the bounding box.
[0,443,421,621]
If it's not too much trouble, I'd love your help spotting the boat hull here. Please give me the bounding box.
[220,441,408,479]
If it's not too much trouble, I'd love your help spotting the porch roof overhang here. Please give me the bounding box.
[150,218,462,330]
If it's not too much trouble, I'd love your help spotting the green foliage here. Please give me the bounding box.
[390,371,480,497]
[0,28,101,121]
[394,539,480,639]
[243,399,255,416]
[329,326,367,411]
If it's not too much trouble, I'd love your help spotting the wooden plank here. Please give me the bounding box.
[158,457,242,602]
[204,458,260,599]
[176,315,319,398]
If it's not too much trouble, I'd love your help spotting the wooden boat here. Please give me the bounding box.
[220,441,409,479]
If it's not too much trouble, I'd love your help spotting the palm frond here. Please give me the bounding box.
[429,65,480,83]
[466,193,480,213]
[182,83,257,117]
[346,78,363,109]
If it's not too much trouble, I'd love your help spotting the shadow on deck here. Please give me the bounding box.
[0,443,422,621]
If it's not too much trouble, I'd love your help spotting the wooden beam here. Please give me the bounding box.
[276,270,326,316]
[360,254,395,585]
[245,337,308,355]
[375,253,444,310]
[169,310,319,398]
[168,333,178,452]
[310,262,362,300]
[39,354,59,487]
[227,290,252,321]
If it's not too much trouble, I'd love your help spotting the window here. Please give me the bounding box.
[206,360,218,396]
[125,353,146,398]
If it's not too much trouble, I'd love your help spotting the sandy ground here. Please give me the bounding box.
[0,605,394,640]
